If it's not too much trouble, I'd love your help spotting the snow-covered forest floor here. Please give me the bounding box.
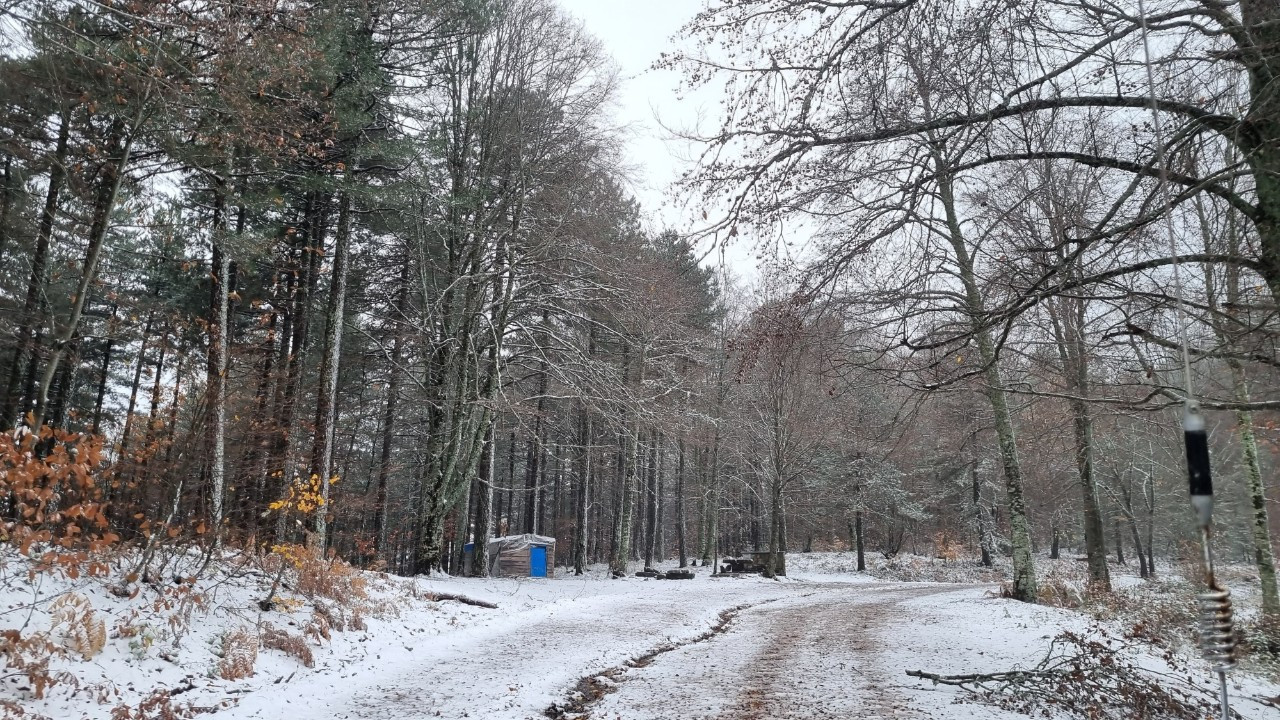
[5,548,1280,720]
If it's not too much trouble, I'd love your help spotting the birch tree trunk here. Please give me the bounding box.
[209,235,230,548]
[1199,193,1279,622]
[1228,368,1279,622]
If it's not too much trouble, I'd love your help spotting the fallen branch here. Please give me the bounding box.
[905,629,1236,720]
[425,592,497,609]
[906,668,1056,688]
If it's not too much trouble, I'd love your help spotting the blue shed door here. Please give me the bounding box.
[530,546,548,577]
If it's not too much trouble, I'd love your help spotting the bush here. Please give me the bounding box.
[271,542,367,604]
[0,629,72,700]
[0,429,119,579]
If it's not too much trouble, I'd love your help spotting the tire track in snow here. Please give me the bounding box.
[722,584,952,720]
[544,594,793,719]
[586,583,962,720]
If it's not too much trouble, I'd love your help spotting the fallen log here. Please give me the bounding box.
[426,592,498,609]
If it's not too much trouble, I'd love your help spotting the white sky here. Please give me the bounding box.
[557,0,761,278]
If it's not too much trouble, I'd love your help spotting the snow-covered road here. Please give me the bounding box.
[226,574,799,720]
[591,582,1028,720]
[217,573,1280,720]
[224,578,1060,720]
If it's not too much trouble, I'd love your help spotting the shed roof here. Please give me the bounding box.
[490,533,555,546]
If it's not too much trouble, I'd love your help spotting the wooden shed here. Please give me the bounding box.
[486,534,556,578]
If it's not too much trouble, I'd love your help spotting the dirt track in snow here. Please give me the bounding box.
[587,583,989,720]
[718,585,948,719]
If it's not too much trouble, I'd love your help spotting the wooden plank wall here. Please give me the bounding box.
[492,544,556,577]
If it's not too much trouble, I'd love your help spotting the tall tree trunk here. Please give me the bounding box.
[46,337,78,431]
[118,317,153,462]
[89,306,119,435]
[1047,292,1110,590]
[643,431,658,569]
[1201,194,1278,620]
[311,190,353,547]
[208,199,231,549]
[33,118,139,433]
[373,269,408,560]
[1229,364,1280,622]
[574,409,591,575]
[135,334,167,507]
[523,341,549,534]
[702,437,721,566]
[1117,481,1148,578]
[473,424,493,577]
[764,474,783,578]
[0,156,12,266]
[655,437,666,562]
[1241,1,1280,302]
[610,343,643,575]
[973,463,993,568]
[238,310,277,534]
[855,508,865,571]
[272,196,323,542]
[2,114,69,429]
[505,431,516,536]
[935,153,1037,603]
[1111,517,1123,565]
[676,437,687,568]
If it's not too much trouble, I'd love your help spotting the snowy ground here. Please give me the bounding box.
[5,550,1280,719]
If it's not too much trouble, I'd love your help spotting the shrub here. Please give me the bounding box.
[270,542,367,605]
[0,629,72,700]
[0,429,118,579]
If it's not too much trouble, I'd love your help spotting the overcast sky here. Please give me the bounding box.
[556,1,760,277]
[556,1,698,223]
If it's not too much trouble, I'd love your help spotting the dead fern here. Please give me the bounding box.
[260,623,313,668]
[313,601,344,632]
[305,610,331,643]
[109,689,196,720]
[293,545,367,603]
[217,628,258,681]
[1,697,54,719]
[49,592,107,660]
